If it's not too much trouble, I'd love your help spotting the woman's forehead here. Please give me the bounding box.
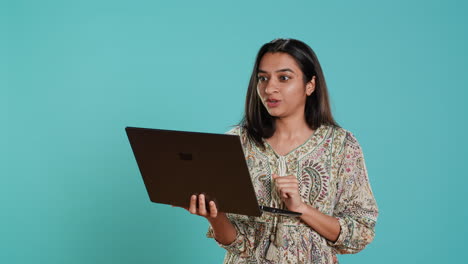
[258,52,301,73]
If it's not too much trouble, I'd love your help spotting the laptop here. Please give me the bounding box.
[125,126,301,217]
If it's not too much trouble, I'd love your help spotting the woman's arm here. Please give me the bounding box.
[188,194,237,245]
[325,132,378,253]
[273,131,379,253]
[177,194,253,257]
[272,174,340,242]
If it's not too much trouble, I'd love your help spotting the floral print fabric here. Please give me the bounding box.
[206,124,378,264]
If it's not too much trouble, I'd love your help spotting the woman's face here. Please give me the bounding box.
[256,52,315,119]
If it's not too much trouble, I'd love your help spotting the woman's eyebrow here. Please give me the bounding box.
[258,68,295,74]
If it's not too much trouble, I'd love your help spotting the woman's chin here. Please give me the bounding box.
[266,110,284,118]
[266,109,279,116]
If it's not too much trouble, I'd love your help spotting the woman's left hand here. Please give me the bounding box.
[272,173,306,213]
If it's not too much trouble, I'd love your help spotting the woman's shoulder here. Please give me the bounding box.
[326,125,355,140]
[321,125,363,155]
[329,125,363,151]
[224,125,242,136]
[224,125,252,149]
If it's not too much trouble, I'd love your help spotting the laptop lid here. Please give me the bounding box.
[125,126,263,217]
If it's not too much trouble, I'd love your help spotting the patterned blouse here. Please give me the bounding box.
[207,124,378,264]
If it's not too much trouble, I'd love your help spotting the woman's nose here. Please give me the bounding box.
[264,80,278,94]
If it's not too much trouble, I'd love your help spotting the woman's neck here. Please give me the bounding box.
[273,114,312,140]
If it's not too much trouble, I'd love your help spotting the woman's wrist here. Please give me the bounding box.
[296,203,341,242]
[207,211,227,224]
[208,212,237,245]
[292,201,310,215]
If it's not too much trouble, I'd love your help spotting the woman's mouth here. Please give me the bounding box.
[266,99,281,108]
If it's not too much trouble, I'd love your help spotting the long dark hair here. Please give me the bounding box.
[239,38,339,149]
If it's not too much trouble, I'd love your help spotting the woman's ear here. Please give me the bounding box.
[306,76,316,96]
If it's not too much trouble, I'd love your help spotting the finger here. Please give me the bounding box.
[275,180,298,187]
[273,175,295,180]
[209,200,218,218]
[280,190,291,199]
[276,183,299,189]
[275,182,299,190]
[189,195,197,214]
[280,188,300,197]
[198,194,207,215]
[275,177,298,184]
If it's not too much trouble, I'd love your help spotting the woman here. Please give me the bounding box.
[184,38,378,263]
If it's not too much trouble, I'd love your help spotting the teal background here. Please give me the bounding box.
[3,0,467,263]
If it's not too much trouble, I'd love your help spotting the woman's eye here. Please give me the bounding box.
[258,76,267,82]
[279,75,290,81]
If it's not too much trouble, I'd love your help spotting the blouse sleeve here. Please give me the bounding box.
[327,132,379,254]
[206,214,254,257]
[205,125,254,257]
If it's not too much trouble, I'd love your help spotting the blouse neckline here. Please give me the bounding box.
[262,124,325,158]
